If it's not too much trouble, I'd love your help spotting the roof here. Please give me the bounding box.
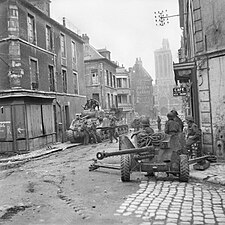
[131,60,153,81]
[84,44,118,68]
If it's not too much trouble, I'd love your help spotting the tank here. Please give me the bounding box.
[66,100,129,144]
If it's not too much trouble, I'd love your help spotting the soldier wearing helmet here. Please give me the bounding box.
[171,110,184,132]
[140,117,154,135]
[186,116,201,149]
[164,112,180,135]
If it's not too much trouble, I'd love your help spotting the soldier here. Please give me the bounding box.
[89,121,98,144]
[81,121,90,145]
[164,112,180,135]
[140,117,154,135]
[109,114,118,143]
[157,116,161,131]
[171,110,184,132]
[186,116,201,150]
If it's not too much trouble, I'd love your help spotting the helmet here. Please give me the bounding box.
[167,112,175,119]
[171,110,178,116]
[186,116,194,122]
[140,117,150,127]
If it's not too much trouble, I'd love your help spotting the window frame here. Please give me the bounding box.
[27,13,36,44]
[62,68,67,93]
[73,71,79,94]
[60,33,66,58]
[46,24,53,51]
[29,57,39,90]
[48,64,55,92]
[71,41,77,64]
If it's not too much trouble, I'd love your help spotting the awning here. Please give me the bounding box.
[0,89,56,100]
[173,61,196,85]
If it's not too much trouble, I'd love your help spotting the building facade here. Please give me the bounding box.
[83,34,118,110]
[130,58,154,118]
[176,0,225,158]
[154,39,183,118]
[116,66,135,125]
[0,0,86,153]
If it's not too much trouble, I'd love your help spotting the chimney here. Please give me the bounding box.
[63,17,66,27]
[98,49,111,60]
[82,34,90,44]
[28,0,51,16]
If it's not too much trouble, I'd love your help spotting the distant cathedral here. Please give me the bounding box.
[154,39,182,116]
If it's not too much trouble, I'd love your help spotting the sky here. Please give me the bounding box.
[50,0,182,82]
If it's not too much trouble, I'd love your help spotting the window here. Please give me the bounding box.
[71,41,77,64]
[48,65,55,92]
[107,93,110,108]
[106,70,109,86]
[27,14,36,44]
[91,69,99,84]
[118,95,122,104]
[92,93,100,102]
[118,94,127,104]
[30,58,38,90]
[9,6,18,17]
[113,75,116,88]
[73,72,78,94]
[117,78,122,88]
[110,72,113,87]
[62,69,67,93]
[60,33,66,58]
[123,78,128,88]
[111,94,114,106]
[46,25,53,51]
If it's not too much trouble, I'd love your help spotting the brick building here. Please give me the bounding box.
[0,0,86,153]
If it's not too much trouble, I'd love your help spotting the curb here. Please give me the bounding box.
[0,143,81,171]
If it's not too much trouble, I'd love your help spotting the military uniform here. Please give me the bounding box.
[81,122,89,145]
[186,122,200,148]
[165,112,180,135]
[109,116,118,143]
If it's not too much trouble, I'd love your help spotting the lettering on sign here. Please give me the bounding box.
[173,86,187,96]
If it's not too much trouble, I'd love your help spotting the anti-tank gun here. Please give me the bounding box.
[90,131,211,182]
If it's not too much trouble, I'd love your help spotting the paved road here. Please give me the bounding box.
[0,141,225,225]
[115,180,225,225]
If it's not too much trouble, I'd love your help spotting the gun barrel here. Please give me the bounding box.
[96,146,155,160]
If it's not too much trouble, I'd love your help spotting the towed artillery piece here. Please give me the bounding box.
[91,132,210,182]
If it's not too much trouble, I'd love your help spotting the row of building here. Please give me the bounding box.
[0,0,158,154]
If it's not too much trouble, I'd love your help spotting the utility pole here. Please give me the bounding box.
[154,10,180,26]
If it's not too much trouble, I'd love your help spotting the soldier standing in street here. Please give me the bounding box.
[81,121,90,145]
[171,110,184,132]
[109,114,118,143]
[157,116,161,131]
[164,112,180,135]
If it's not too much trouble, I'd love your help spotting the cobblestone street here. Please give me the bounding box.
[115,180,225,225]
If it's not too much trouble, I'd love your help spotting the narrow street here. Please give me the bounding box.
[1,141,225,225]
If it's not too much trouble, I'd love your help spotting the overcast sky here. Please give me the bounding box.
[50,0,182,81]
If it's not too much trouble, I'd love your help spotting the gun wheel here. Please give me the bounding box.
[179,154,189,182]
[121,154,131,182]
